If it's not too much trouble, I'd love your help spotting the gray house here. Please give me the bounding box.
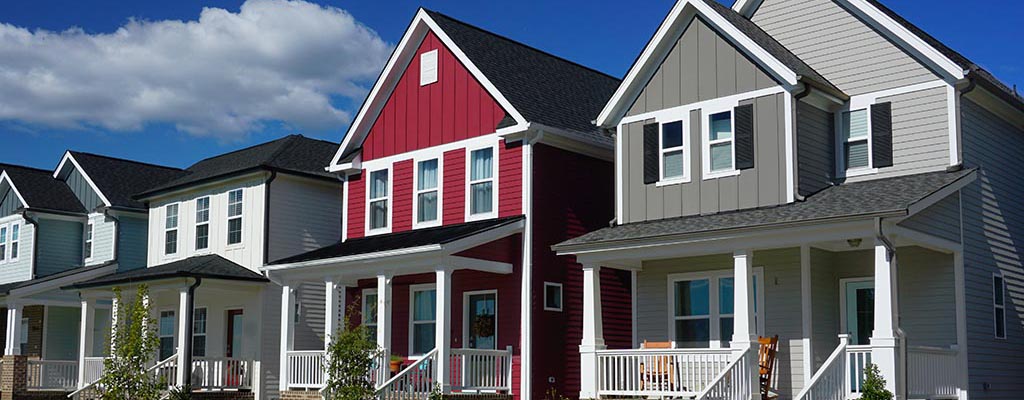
[554,0,1023,399]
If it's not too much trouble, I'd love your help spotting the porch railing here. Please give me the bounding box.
[27,360,79,391]
[376,348,438,400]
[287,350,326,389]
[845,344,873,396]
[694,347,757,400]
[595,348,732,397]
[82,357,106,386]
[907,346,959,399]
[190,357,257,390]
[449,347,513,393]
[795,335,850,400]
[69,353,178,399]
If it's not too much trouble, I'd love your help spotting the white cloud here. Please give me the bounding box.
[0,0,393,138]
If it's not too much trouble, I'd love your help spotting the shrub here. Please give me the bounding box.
[860,364,894,400]
[323,300,382,400]
[98,285,163,400]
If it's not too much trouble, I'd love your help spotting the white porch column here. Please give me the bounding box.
[5,303,23,355]
[278,284,295,392]
[109,295,120,353]
[324,278,344,348]
[175,286,191,386]
[376,274,393,384]
[871,241,900,396]
[77,297,97,388]
[579,264,605,400]
[435,269,452,393]
[732,250,758,400]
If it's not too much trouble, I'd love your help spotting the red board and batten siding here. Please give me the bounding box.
[346,174,366,239]
[361,31,508,162]
[393,160,415,232]
[443,149,467,225]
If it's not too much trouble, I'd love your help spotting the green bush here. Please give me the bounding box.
[98,285,163,400]
[323,299,382,400]
[860,364,894,400]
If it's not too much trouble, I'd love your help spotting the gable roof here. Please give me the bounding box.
[67,255,268,289]
[330,9,621,170]
[595,0,841,128]
[56,151,187,211]
[0,164,85,214]
[137,135,340,199]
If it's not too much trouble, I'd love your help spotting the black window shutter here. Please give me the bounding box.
[871,102,894,168]
[734,104,755,170]
[643,123,659,184]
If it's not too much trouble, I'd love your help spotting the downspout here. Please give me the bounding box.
[21,210,39,279]
[520,129,543,399]
[792,83,813,202]
[181,277,202,389]
[874,218,906,399]
[949,75,978,172]
[102,208,120,267]
[262,171,278,265]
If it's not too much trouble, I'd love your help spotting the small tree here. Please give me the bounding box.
[99,285,163,400]
[860,364,894,400]
[323,300,382,400]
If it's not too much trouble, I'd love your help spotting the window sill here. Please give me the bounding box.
[838,167,878,179]
[466,211,497,223]
[365,228,392,237]
[656,177,691,187]
[702,169,741,181]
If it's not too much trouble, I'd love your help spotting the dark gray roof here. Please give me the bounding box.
[556,168,975,249]
[137,135,339,199]
[703,0,842,96]
[67,255,267,289]
[0,262,115,296]
[0,164,85,214]
[271,215,525,265]
[424,9,620,146]
[68,151,187,211]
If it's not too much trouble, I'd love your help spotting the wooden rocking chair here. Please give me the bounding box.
[758,335,779,400]
[639,340,678,392]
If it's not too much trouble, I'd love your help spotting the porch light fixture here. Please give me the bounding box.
[847,238,863,248]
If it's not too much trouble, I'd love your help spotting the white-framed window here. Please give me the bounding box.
[414,158,442,228]
[164,204,179,255]
[158,310,176,360]
[841,108,871,172]
[192,308,207,357]
[659,120,689,183]
[195,197,210,251]
[994,274,1006,339]
[544,282,563,312]
[362,289,378,340]
[227,189,243,245]
[9,224,18,261]
[0,224,7,263]
[84,222,94,261]
[410,284,436,356]
[668,268,763,348]
[702,109,738,179]
[367,168,391,234]
[420,49,439,86]
[467,146,497,220]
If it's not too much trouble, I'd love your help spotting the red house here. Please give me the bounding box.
[265,9,629,400]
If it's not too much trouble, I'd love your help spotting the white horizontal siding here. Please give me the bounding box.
[0,215,32,284]
[86,213,116,266]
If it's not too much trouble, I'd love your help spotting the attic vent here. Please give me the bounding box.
[420,49,439,86]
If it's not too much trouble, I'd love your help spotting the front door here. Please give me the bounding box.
[844,280,874,345]
[466,292,497,349]
[226,309,243,358]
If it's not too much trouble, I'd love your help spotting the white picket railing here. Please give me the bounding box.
[795,335,850,400]
[27,360,79,391]
[595,347,732,397]
[449,347,513,393]
[695,347,757,400]
[376,349,438,400]
[68,353,179,399]
[190,357,256,390]
[287,350,326,389]
[907,346,959,399]
[82,357,106,387]
[845,345,873,396]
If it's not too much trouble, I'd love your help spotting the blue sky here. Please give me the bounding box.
[1,0,1021,171]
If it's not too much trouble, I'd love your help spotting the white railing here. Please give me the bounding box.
[596,348,732,397]
[695,347,757,400]
[191,357,256,390]
[449,347,513,393]
[82,357,107,387]
[151,353,180,389]
[845,345,873,396]
[795,335,850,400]
[376,348,438,400]
[907,346,959,399]
[287,350,326,389]
[27,360,79,391]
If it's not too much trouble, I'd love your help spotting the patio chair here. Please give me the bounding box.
[640,340,678,392]
[758,335,779,400]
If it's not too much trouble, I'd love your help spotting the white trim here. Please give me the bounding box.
[341,178,350,242]
[657,119,692,186]
[519,140,534,399]
[365,165,393,236]
[192,307,208,357]
[783,92,795,202]
[5,222,17,263]
[835,107,876,177]
[194,196,211,252]
[362,288,378,330]
[731,0,764,16]
[0,223,8,264]
[465,143,499,222]
[666,267,764,348]
[615,123,624,223]
[621,86,785,126]
[358,134,498,172]
[157,309,177,359]
[542,282,563,312]
[946,83,961,166]
[225,189,244,247]
[462,289,498,350]
[53,152,112,208]
[838,277,873,343]
[702,102,740,180]
[412,156,443,229]
[0,171,29,209]
[84,222,94,263]
[163,203,180,257]
[419,49,439,86]
[330,10,528,171]
[595,0,798,128]
[800,245,813,384]
[992,273,1006,339]
[409,283,438,356]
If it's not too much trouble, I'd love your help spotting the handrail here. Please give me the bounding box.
[595,348,733,355]
[794,335,850,400]
[376,348,438,391]
[68,353,179,399]
[694,346,756,400]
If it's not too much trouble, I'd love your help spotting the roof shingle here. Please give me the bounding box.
[0,164,85,214]
[68,151,187,210]
[67,255,267,289]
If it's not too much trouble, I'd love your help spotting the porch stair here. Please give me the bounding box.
[376,348,439,399]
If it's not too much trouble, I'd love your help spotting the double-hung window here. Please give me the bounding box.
[669,269,762,348]
[362,290,378,340]
[842,109,871,171]
[0,225,7,262]
[84,223,94,261]
[468,147,495,219]
[164,204,179,255]
[193,308,207,357]
[158,310,175,361]
[415,159,440,227]
[994,274,1006,339]
[368,169,390,233]
[227,189,243,245]
[660,120,687,182]
[9,224,17,261]
[704,110,736,178]
[410,285,436,355]
[195,197,210,251]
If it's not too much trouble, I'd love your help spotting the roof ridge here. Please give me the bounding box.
[186,134,297,169]
[261,134,302,167]
[68,150,186,172]
[422,8,621,82]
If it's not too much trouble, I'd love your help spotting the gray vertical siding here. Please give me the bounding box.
[35,218,83,277]
[65,168,104,212]
[116,214,148,271]
[898,194,962,244]
[86,214,115,266]
[961,98,1024,399]
[796,101,834,196]
[627,16,777,117]
[750,0,939,95]
[0,187,23,216]
[0,217,33,284]
[622,93,787,223]
[266,175,343,263]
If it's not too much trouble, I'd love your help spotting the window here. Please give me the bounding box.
[195,197,210,250]
[164,204,179,255]
[669,270,762,348]
[415,159,441,227]
[544,282,563,312]
[0,225,6,262]
[193,308,207,357]
[994,275,1006,339]
[410,285,436,355]
[660,120,686,181]
[420,49,438,86]
[842,109,870,170]
[84,223,94,260]
[468,147,495,219]
[158,310,175,361]
[466,291,497,349]
[9,224,18,261]
[363,290,378,340]
[227,189,243,245]
[368,169,390,232]
[704,110,735,177]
